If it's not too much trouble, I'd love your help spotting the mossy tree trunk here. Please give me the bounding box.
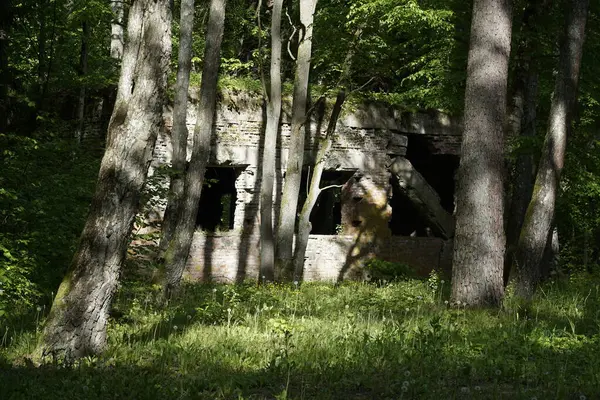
[451,0,512,307]
[163,0,226,297]
[159,0,195,258]
[276,0,318,281]
[259,0,283,282]
[515,0,589,300]
[38,0,172,360]
[293,91,345,281]
[503,0,545,285]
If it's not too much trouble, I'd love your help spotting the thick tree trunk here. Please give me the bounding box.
[38,0,171,360]
[503,1,544,285]
[451,0,512,307]
[110,0,125,60]
[163,0,226,296]
[159,0,195,257]
[275,0,318,281]
[293,91,345,281]
[75,21,89,143]
[259,0,283,282]
[514,0,589,300]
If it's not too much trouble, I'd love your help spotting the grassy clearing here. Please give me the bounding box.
[1,274,600,399]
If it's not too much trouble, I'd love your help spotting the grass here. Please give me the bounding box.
[1,274,600,399]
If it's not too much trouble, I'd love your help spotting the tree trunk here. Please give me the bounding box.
[503,1,545,285]
[0,0,11,132]
[293,91,345,281]
[540,224,559,279]
[451,0,512,307]
[275,0,318,281]
[514,0,589,300]
[75,21,89,143]
[38,0,172,361]
[259,0,283,282]
[110,0,125,60]
[159,0,195,258]
[163,0,226,297]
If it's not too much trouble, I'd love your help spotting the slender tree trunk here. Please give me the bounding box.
[0,0,11,132]
[503,1,545,285]
[293,91,345,281]
[159,0,195,257]
[163,0,226,296]
[275,0,318,281]
[540,224,559,279]
[39,0,57,112]
[37,0,48,111]
[111,0,125,60]
[259,0,283,282]
[38,0,172,360]
[75,21,89,143]
[451,0,512,307]
[514,0,589,300]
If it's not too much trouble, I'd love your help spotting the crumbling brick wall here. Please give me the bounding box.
[149,91,461,282]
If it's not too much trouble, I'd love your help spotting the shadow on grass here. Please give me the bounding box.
[1,327,599,400]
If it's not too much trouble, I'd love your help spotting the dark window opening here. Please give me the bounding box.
[405,135,459,213]
[388,177,432,237]
[298,169,355,235]
[196,167,240,232]
[389,135,459,237]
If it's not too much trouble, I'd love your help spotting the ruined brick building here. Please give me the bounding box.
[151,91,462,282]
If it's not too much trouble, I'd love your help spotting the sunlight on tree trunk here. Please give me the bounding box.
[514,0,589,300]
[159,0,195,258]
[37,0,172,361]
[259,0,283,283]
[110,0,125,60]
[163,0,226,297]
[451,0,512,307]
[293,91,345,281]
[276,0,318,282]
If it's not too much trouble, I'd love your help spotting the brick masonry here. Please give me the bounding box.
[149,92,462,282]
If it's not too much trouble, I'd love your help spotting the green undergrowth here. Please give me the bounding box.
[2,275,600,399]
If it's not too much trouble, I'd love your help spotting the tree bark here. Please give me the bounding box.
[293,91,345,281]
[159,0,195,258]
[38,0,172,360]
[111,0,125,60]
[514,0,589,300]
[451,0,512,307]
[503,1,544,285]
[259,0,283,282]
[0,0,11,132]
[162,0,226,297]
[75,21,89,143]
[275,0,318,281]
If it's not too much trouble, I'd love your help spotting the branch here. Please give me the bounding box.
[320,184,343,192]
[350,77,376,94]
[285,7,297,61]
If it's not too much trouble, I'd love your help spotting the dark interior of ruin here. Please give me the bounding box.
[196,167,239,232]
[388,135,459,237]
[299,170,355,235]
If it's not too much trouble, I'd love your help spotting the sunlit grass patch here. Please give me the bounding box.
[2,275,600,399]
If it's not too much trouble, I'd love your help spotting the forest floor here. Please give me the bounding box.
[1,274,600,399]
